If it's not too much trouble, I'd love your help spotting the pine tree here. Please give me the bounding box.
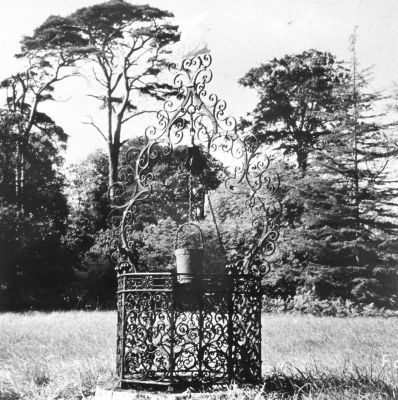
[307,31,398,305]
[25,1,180,188]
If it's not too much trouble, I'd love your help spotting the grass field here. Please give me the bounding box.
[0,311,397,399]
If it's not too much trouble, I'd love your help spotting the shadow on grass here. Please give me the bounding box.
[96,371,398,400]
[0,390,20,400]
[256,370,398,399]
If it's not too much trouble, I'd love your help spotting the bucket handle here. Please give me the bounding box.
[174,222,204,250]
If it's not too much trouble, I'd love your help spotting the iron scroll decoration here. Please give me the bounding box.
[109,53,281,276]
[110,54,282,389]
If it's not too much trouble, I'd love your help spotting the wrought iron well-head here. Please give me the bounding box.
[109,54,281,391]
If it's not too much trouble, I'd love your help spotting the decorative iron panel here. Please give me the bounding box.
[117,273,256,387]
[231,275,263,382]
[119,273,174,383]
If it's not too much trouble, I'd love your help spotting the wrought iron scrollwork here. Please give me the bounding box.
[109,54,281,275]
[117,273,262,386]
[113,54,282,389]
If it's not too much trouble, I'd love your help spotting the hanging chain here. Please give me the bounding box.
[188,172,193,223]
[207,193,228,263]
[188,122,195,224]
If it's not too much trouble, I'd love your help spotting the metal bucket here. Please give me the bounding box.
[174,223,204,284]
[175,248,204,284]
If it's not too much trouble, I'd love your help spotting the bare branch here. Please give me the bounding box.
[82,116,108,143]
[92,67,108,87]
[87,94,105,101]
[111,72,123,93]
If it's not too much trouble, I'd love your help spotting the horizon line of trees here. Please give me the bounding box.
[0,0,397,311]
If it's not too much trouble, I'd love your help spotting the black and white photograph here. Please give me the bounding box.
[0,1,397,399]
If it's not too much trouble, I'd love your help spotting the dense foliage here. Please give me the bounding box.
[0,110,73,310]
[239,50,351,173]
[0,4,397,312]
[241,49,398,309]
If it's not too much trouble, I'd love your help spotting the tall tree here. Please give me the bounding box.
[239,50,351,174]
[1,18,87,210]
[242,49,398,307]
[28,0,180,188]
[0,20,83,309]
[314,32,398,267]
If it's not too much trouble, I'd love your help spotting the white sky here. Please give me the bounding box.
[1,0,398,164]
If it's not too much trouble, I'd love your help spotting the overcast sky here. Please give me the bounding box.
[1,0,397,163]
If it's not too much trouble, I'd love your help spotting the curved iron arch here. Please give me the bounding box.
[109,54,281,276]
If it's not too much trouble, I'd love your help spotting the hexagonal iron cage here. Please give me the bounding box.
[116,272,262,388]
[109,54,281,390]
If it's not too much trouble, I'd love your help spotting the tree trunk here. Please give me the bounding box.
[108,142,120,189]
[108,115,123,189]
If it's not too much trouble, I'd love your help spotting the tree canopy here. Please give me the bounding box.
[1,7,397,313]
[24,0,180,188]
[239,50,351,173]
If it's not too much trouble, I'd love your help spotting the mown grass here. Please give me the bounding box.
[0,311,115,400]
[0,312,397,399]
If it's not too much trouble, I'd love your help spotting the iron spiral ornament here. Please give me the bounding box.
[109,53,281,276]
[111,54,281,390]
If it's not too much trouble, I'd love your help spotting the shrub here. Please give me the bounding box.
[263,287,398,317]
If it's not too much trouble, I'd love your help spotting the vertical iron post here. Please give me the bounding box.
[197,276,204,380]
[227,274,234,383]
[168,272,176,392]
[119,274,126,382]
